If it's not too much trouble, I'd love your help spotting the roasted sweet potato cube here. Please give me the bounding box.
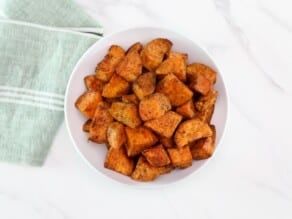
[82,119,92,132]
[107,122,126,149]
[160,137,175,148]
[167,146,192,168]
[104,97,121,104]
[125,126,158,156]
[189,75,211,95]
[139,93,171,121]
[133,72,156,100]
[176,99,196,119]
[127,42,143,53]
[121,94,139,104]
[116,50,142,82]
[96,45,125,82]
[174,119,212,147]
[131,156,171,181]
[141,38,173,71]
[195,105,215,123]
[142,144,170,167]
[104,147,134,176]
[75,91,102,119]
[89,102,113,143]
[156,74,193,107]
[187,63,217,84]
[195,89,218,112]
[156,52,187,82]
[109,102,141,128]
[144,111,182,138]
[84,75,104,92]
[102,74,130,98]
[190,125,216,160]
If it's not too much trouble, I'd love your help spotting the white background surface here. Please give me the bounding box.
[1,0,292,218]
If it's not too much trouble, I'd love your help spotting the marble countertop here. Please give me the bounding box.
[1,0,292,218]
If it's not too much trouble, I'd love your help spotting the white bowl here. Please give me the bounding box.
[65,27,229,188]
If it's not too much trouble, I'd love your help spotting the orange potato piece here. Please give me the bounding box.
[174,119,212,147]
[75,91,102,119]
[125,126,158,157]
[187,63,217,84]
[139,93,171,121]
[141,38,172,71]
[144,111,182,138]
[195,89,218,112]
[190,125,216,160]
[96,45,125,82]
[167,146,192,168]
[195,104,215,123]
[159,137,175,148]
[156,74,193,107]
[109,102,141,128]
[104,147,134,176]
[189,74,211,95]
[176,99,196,119]
[131,156,172,181]
[156,52,187,82]
[121,94,139,104]
[142,144,170,167]
[102,74,130,98]
[89,102,113,143]
[116,49,142,82]
[82,119,92,132]
[107,122,126,149]
[84,75,104,92]
[127,42,143,53]
[133,72,156,100]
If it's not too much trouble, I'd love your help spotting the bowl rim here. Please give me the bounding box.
[64,26,230,189]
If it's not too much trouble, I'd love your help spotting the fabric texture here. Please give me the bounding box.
[0,0,102,165]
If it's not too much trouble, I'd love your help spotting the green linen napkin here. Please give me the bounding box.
[0,0,103,165]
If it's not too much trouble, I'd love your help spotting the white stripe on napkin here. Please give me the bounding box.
[0,98,64,111]
[0,85,64,99]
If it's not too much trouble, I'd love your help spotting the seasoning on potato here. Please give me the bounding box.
[75,38,218,182]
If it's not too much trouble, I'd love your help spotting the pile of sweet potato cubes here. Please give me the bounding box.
[75,38,217,181]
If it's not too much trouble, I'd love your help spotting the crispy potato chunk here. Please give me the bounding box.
[75,91,102,119]
[125,126,158,156]
[176,99,196,119]
[131,156,171,181]
[195,105,215,123]
[174,119,212,147]
[189,75,211,95]
[107,122,126,149]
[96,45,125,82]
[109,102,141,128]
[160,137,174,148]
[187,63,217,84]
[190,125,216,160]
[127,42,143,53]
[156,74,193,107]
[84,75,104,92]
[156,52,187,82]
[139,93,171,121]
[144,111,182,138]
[167,146,192,168]
[141,38,173,71]
[142,144,170,167]
[82,119,92,132]
[133,72,156,100]
[195,89,218,112]
[89,102,113,143]
[121,94,139,104]
[116,50,142,82]
[104,147,134,176]
[102,74,130,98]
